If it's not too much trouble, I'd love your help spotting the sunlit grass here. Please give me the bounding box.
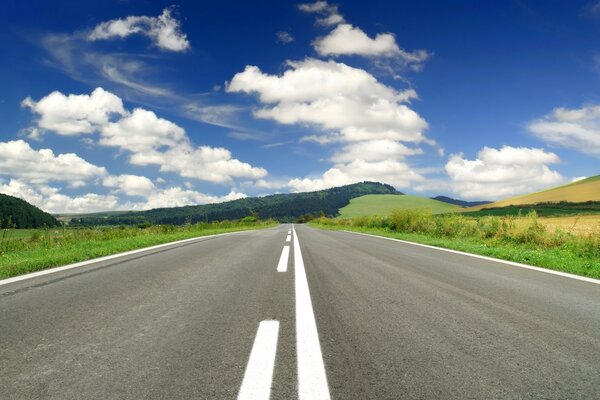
[0,220,277,279]
[310,210,600,279]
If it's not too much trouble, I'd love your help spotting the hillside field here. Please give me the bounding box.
[338,194,460,218]
[468,175,600,211]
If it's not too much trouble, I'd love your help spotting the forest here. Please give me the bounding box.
[0,193,60,228]
[69,182,401,226]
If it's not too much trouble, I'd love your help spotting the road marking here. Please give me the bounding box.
[286,234,291,242]
[292,225,331,400]
[237,320,280,400]
[0,230,257,287]
[288,229,291,235]
[277,246,290,272]
[342,230,600,286]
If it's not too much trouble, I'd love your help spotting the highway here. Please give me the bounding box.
[1,224,599,399]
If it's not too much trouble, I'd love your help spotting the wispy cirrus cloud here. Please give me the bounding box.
[41,33,176,100]
[276,31,295,44]
[37,10,246,135]
[298,1,345,26]
[528,104,600,157]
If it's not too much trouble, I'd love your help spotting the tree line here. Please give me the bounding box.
[70,182,401,226]
[0,194,60,228]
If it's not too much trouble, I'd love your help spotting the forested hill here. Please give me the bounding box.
[0,193,60,228]
[431,196,491,208]
[71,182,401,226]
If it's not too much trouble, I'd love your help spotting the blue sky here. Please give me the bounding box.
[1,0,599,213]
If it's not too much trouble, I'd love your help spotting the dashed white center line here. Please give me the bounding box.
[286,234,291,242]
[292,225,331,400]
[277,246,290,272]
[237,320,280,400]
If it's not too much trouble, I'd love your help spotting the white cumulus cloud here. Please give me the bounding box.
[445,146,564,200]
[100,107,186,155]
[528,104,600,157]
[23,88,267,185]
[227,58,432,192]
[313,23,429,67]
[0,179,119,214]
[330,140,422,163]
[139,188,247,210]
[88,7,190,52]
[103,174,156,197]
[288,159,424,192]
[226,59,427,144]
[21,87,126,136]
[0,140,107,187]
[0,178,248,214]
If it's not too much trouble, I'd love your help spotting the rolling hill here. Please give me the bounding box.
[431,196,491,208]
[71,181,401,225]
[0,193,60,228]
[338,194,460,218]
[467,175,600,211]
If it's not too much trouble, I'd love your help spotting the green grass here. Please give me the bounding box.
[462,201,600,217]
[0,220,277,280]
[310,210,600,279]
[338,194,459,218]
[0,229,48,240]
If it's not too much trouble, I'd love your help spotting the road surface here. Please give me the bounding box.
[1,224,599,399]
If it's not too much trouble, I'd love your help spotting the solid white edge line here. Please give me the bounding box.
[341,230,600,285]
[277,246,290,272]
[237,320,280,400]
[292,225,331,400]
[0,229,259,286]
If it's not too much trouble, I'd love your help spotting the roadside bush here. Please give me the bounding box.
[157,224,175,234]
[477,216,502,239]
[311,208,600,264]
[389,209,434,234]
[435,214,474,238]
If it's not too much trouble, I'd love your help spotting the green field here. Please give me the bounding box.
[338,194,460,218]
[0,220,276,280]
[462,201,600,217]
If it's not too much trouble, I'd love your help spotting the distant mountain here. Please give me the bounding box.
[0,193,60,228]
[467,175,600,211]
[431,196,491,208]
[71,181,402,226]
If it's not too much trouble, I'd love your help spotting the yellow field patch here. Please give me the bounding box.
[468,175,600,211]
[537,215,600,235]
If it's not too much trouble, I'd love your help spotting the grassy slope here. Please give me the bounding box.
[468,175,600,211]
[0,221,276,280]
[338,194,459,218]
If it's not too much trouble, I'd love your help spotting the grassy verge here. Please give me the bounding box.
[309,210,600,279]
[462,201,600,217]
[0,220,277,280]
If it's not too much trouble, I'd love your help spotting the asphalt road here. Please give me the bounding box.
[1,224,599,399]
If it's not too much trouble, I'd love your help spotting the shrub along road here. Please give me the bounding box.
[1,224,599,399]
